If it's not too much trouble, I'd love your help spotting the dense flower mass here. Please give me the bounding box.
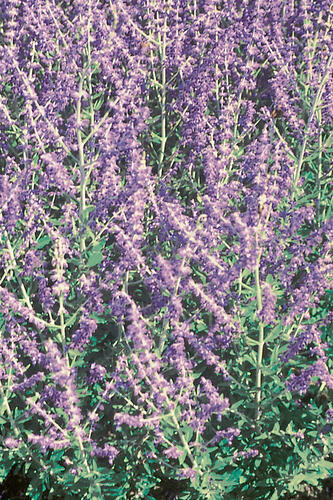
[0,1,332,499]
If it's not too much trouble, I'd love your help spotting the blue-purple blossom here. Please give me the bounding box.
[91,443,119,465]
[87,363,107,384]
[163,446,183,459]
[178,468,197,480]
[3,437,20,449]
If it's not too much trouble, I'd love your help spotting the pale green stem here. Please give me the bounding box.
[214,7,220,110]
[6,243,74,441]
[9,47,76,160]
[158,15,167,178]
[171,411,202,473]
[124,270,129,294]
[237,271,253,293]
[293,54,333,197]
[46,1,69,50]
[0,365,13,419]
[218,89,244,191]
[270,119,297,162]
[0,385,54,476]
[117,1,159,47]
[5,236,33,309]
[254,239,264,422]
[3,234,56,331]
[110,343,198,462]
[76,433,103,498]
[160,388,203,476]
[82,108,112,146]
[158,255,187,353]
[193,0,197,18]
[117,305,204,475]
[58,292,70,366]
[76,76,86,253]
[87,6,94,132]
[316,106,322,225]
[147,3,162,107]
[238,268,243,295]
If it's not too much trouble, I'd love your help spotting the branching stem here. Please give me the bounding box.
[254,237,264,423]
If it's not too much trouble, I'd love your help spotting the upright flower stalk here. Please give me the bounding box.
[77,74,87,253]
[293,53,333,195]
[254,239,264,423]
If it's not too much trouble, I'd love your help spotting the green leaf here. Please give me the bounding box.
[179,449,187,466]
[246,336,260,346]
[243,352,257,366]
[317,459,333,470]
[192,363,206,379]
[65,313,79,328]
[255,432,268,440]
[184,426,193,442]
[265,324,283,344]
[151,132,162,144]
[285,422,293,434]
[87,250,103,267]
[91,312,107,324]
[266,274,274,284]
[304,474,319,486]
[196,321,207,332]
[37,234,51,249]
[231,400,243,410]
[272,422,281,435]
[229,468,245,485]
[287,473,307,491]
[269,344,281,367]
[67,348,84,358]
[201,453,212,467]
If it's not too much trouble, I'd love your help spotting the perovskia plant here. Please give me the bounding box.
[0,1,332,498]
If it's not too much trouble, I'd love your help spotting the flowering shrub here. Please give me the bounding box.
[0,1,332,498]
